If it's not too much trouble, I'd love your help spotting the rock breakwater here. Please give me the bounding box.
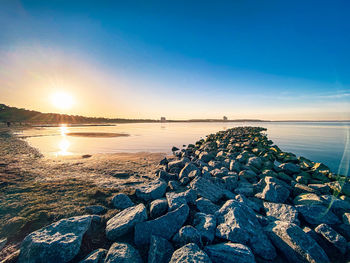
[2,126,350,263]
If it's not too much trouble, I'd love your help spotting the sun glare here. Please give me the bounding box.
[51,92,74,110]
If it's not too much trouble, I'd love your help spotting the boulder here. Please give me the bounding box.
[204,243,256,263]
[148,235,174,263]
[136,179,167,201]
[111,193,134,209]
[256,177,290,203]
[150,198,168,218]
[193,213,216,244]
[172,225,202,247]
[234,182,254,197]
[79,248,107,263]
[293,193,325,206]
[134,204,189,245]
[196,197,220,215]
[235,194,262,212]
[215,200,276,260]
[279,163,300,175]
[179,163,199,180]
[106,204,147,240]
[296,204,341,225]
[190,177,225,202]
[104,242,142,263]
[169,243,212,263]
[222,175,238,191]
[18,215,93,263]
[168,157,190,170]
[247,156,263,170]
[266,220,329,263]
[199,152,215,163]
[263,202,299,224]
[343,212,350,224]
[239,169,257,179]
[166,189,197,210]
[85,205,107,215]
[229,160,241,173]
[315,223,347,254]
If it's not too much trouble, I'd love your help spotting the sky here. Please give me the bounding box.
[0,0,349,120]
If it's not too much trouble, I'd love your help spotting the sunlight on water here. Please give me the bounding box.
[56,124,71,156]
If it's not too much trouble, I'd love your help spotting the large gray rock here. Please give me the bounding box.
[296,204,341,225]
[166,189,197,210]
[148,235,174,263]
[168,157,190,170]
[196,197,220,215]
[169,243,212,263]
[279,163,301,175]
[315,223,347,255]
[204,243,256,263]
[135,179,167,201]
[256,177,290,203]
[150,198,168,218]
[263,202,299,224]
[18,215,93,263]
[134,204,189,245]
[190,177,225,202]
[199,152,215,163]
[106,204,147,240]
[215,200,276,260]
[266,220,329,263]
[293,193,325,206]
[85,205,107,215]
[179,163,199,180]
[173,225,202,247]
[193,213,216,244]
[222,175,238,191]
[111,193,134,209]
[105,242,142,263]
[79,248,107,263]
[247,156,263,170]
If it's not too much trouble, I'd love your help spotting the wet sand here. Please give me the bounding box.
[0,128,165,261]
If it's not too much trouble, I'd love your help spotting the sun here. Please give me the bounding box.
[51,92,74,110]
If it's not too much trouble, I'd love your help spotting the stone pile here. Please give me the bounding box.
[5,127,350,262]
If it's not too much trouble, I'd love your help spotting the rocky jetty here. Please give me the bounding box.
[2,127,350,263]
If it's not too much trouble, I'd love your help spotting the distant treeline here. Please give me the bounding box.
[0,104,158,124]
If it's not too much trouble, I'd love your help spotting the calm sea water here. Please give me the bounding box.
[16,122,349,174]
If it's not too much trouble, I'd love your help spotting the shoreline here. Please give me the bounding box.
[1,126,350,262]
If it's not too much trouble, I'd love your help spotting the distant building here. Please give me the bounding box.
[223,116,228,121]
[160,117,166,122]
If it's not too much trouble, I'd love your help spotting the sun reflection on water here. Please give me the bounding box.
[57,124,71,156]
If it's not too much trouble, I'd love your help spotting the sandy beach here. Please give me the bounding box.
[0,128,165,261]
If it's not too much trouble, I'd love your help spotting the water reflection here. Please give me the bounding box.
[57,124,71,156]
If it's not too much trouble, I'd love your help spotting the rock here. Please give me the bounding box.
[315,224,347,254]
[239,169,257,179]
[172,146,180,152]
[199,152,215,163]
[215,200,276,260]
[234,182,254,197]
[266,220,329,263]
[263,202,299,224]
[169,243,212,263]
[106,203,147,240]
[0,238,7,251]
[293,193,325,206]
[179,163,199,180]
[193,213,216,244]
[172,225,202,247]
[343,212,350,224]
[229,160,241,173]
[111,193,134,209]
[196,197,220,215]
[279,163,300,175]
[168,157,190,170]
[148,235,174,263]
[150,198,168,218]
[105,242,142,263]
[247,156,263,169]
[256,177,290,203]
[204,243,256,263]
[79,248,107,263]
[190,177,225,202]
[2,216,26,236]
[135,179,167,201]
[18,215,93,263]
[134,204,189,245]
[222,175,238,191]
[308,184,330,194]
[296,204,341,225]
[85,205,107,215]
[168,180,181,190]
[334,223,350,240]
[235,194,262,212]
[321,195,350,215]
[166,189,197,210]
[292,183,318,196]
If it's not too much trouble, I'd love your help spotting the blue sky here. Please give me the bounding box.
[0,0,349,120]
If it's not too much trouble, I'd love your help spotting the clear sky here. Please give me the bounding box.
[0,0,349,120]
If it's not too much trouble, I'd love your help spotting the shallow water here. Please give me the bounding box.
[16,122,350,174]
